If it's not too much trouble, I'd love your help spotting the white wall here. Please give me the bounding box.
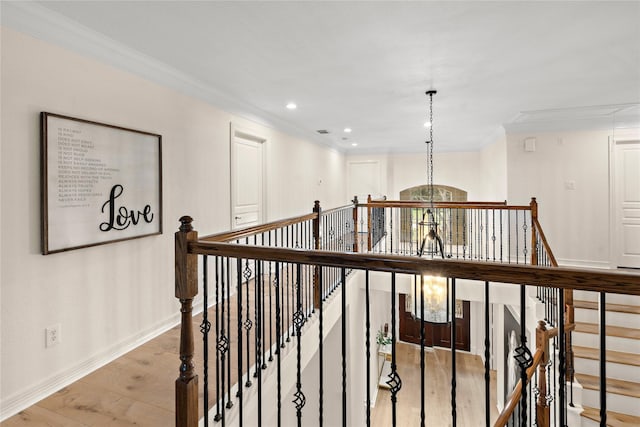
[0,27,345,417]
[346,150,489,201]
[506,128,639,267]
[479,136,508,202]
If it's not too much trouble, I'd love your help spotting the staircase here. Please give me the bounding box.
[572,291,640,426]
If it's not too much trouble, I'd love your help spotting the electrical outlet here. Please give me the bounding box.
[45,324,61,348]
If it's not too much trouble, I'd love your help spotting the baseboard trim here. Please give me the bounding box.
[556,258,611,270]
[0,312,182,421]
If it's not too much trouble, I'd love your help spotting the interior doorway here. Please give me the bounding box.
[230,124,266,230]
[611,139,640,269]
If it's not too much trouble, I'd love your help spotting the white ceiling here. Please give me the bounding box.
[4,1,640,153]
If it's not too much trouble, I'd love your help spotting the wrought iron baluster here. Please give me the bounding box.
[244,256,252,388]
[261,238,267,370]
[387,272,402,427]
[451,278,457,426]
[293,264,306,427]
[226,258,233,410]
[558,288,566,427]
[492,210,496,261]
[484,280,491,427]
[201,256,211,426]
[365,270,371,427]
[319,267,324,427]
[236,258,243,426]
[420,274,425,427]
[275,263,282,427]
[341,267,347,427]
[219,258,229,424]
[599,292,607,426]
[256,261,263,426]
[516,284,533,426]
[214,257,221,422]
[268,232,273,362]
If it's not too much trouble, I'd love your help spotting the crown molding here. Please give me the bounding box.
[503,103,640,134]
[1,1,339,151]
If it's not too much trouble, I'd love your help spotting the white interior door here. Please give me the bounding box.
[614,140,640,268]
[231,126,265,230]
[347,160,382,202]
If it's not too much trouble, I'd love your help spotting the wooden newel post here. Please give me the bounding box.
[352,196,359,253]
[175,216,198,427]
[536,320,550,427]
[367,194,372,251]
[530,197,538,266]
[313,201,322,309]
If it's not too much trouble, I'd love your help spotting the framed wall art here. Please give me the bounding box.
[41,112,162,254]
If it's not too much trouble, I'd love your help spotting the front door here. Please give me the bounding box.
[613,140,640,268]
[398,294,471,351]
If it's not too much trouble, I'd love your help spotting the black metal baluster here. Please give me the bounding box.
[202,256,211,426]
[507,211,511,263]
[253,248,259,379]
[226,258,233,410]
[523,212,528,265]
[456,208,460,259]
[256,261,263,426]
[275,263,282,427]
[293,264,306,427]
[268,232,273,362]
[387,272,402,427]
[319,267,324,427]
[341,267,347,427]
[484,280,491,427]
[244,256,252,388]
[261,237,267,370]
[515,212,519,264]
[236,258,243,426]
[286,227,291,342]
[558,288,566,427]
[365,270,371,427]
[499,209,503,263]
[516,283,533,426]
[214,257,221,422]
[485,209,489,260]
[599,292,607,427]
[420,275,425,427]
[451,278,457,426]
[492,210,496,261]
[220,257,228,425]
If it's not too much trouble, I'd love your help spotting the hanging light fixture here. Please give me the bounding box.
[413,89,450,323]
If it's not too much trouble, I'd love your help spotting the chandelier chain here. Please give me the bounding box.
[428,92,434,209]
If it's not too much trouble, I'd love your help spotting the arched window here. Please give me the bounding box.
[399,184,467,247]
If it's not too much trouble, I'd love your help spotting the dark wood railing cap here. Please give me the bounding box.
[179,216,193,232]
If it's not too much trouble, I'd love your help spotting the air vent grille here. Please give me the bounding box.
[316,130,330,134]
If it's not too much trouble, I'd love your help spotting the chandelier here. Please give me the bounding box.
[413,89,450,324]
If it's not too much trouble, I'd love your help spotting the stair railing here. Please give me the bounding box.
[174,199,640,427]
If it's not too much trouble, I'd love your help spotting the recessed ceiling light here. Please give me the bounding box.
[424,121,432,128]
[344,127,352,133]
[286,102,297,110]
[351,142,358,147]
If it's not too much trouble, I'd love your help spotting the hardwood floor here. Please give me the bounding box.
[371,342,498,427]
[3,292,495,426]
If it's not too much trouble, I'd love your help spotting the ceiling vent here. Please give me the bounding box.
[316,130,330,134]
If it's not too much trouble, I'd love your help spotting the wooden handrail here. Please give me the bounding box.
[200,212,317,242]
[322,203,355,215]
[359,201,528,210]
[368,199,507,205]
[495,348,544,427]
[186,241,640,295]
[532,218,558,267]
